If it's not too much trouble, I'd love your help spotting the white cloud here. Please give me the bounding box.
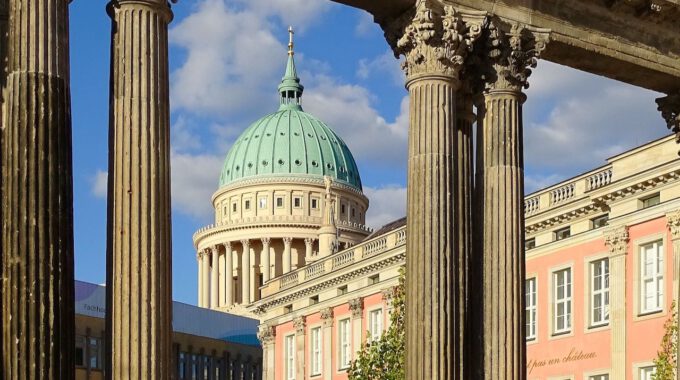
[91,170,108,199]
[171,151,224,221]
[356,50,404,86]
[355,11,377,36]
[231,0,332,28]
[364,185,407,229]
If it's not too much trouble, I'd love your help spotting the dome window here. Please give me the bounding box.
[266,133,272,137]
[294,159,302,166]
[278,159,285,166]
[262,160,268,166]
[254,135,260,138]
[311,161,318,167]
[280,132,285,136]
[307,133,313,138]
[247,163,253,168]
[226,170,230,175]
[326,163,334,170]
[294,132,300,136]
[235,166,240,171]
[320,136,327,140]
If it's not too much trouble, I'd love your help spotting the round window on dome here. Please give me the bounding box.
[311,161,318,167]
[262,160,268,166]
[247,163,253,168]
[235,166,240,171]
[294,159,302,166]
[294,132,300,136]
[280,132,285,136]
[278,159,285,166]
[307,133,313,138]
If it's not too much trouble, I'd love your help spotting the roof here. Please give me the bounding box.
[218,37,363,192]
[74,280,260,347]
[364,216,406,241]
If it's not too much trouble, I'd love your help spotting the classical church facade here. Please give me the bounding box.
[193,36,680,380]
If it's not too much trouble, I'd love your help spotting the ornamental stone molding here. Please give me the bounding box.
[385,0,486,81]
[667,209,680,240]
[321,307,334,327]
[283,237,293,245]
[257,324,276,346]
[241,239,250,248]
[348,297,364,318]
[293,316,306,335]
[261,237,271,245]
[470,19,550,93]
[656,93,680,146]
[604,226,630,257]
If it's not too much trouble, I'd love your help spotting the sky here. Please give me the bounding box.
[69,0,668,305]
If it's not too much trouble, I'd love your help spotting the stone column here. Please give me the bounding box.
[218,247,225,307]
[250,248,257,302]
[201,249,210,307]
[1,0,75,376]
[0,0,6,370]
[321,307,334,380]
[349,298,364,356]
[470,21,549,380]
[257,324,276,380]
[604,226,629,380]
[261,238,271,283]
[305,238,314,263]
[225,242,233,306]
[241,240,251,304]
[666,210,680,379]
[197,252,204,307]
[294,316,307,380]
[211,246,219,309]
[106,0,174,377]
[386,3,485,379]
[283,237,293,273]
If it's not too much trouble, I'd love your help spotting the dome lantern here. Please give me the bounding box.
[278,26,304,110]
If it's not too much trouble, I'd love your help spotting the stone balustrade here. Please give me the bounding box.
[550,183,576,205]
[261,226,406,297]
[586,168,613,191]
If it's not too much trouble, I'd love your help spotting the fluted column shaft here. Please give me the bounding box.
[305,238,314,263]
[261,238,270,283]
[201,250,209,306]
[241,240,251,304]
[283,237,292,273]
[0,0,8,371]
[105,0,174,378]
[476,88,526,380]
[2,0,75,376]
[225,243,233,306]
[211,247,219,309]
[197,253,203,306]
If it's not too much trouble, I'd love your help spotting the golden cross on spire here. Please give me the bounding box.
[288,26,295,56]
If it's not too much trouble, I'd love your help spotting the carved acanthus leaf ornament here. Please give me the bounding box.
[667,209,680,240]
[321,307,334,327]
[471,20,550,92]
[604,226,630,257]
[293,316,306,334]
[387,0,485,81]
[257,324,275,345]
[656,93,680,149]
[348,297,364,318]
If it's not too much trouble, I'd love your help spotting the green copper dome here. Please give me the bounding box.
[218,30,363,191]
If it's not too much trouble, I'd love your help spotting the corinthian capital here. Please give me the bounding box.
[471,20,550,92]
[656,93,680,147]
[386,0,486,82]
[667,209,680,240]
[257,324,275,346]
[604,225,630,257]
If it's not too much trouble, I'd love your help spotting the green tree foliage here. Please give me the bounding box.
[348,269,405,380]
[652,301,678,380]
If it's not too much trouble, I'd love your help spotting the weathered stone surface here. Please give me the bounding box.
[1,0,75,377]
[105,0,174,378]
[0,0,8,373]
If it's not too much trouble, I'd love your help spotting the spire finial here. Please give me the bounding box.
[288,26,294,56]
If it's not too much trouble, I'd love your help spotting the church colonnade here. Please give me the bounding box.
[197,237,318,308]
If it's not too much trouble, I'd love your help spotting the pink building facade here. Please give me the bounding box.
[255,135,679,380]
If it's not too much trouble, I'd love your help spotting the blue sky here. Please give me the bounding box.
[69,0,667,305]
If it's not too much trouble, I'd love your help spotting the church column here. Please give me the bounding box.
[2,0,75,376]
[262,238,271,283]
[349,298,364,357]
[294,316,306,380]
[386,3,485,378]
[604,226,629,380]
[211,246,219,309]
[197,252,204,307]
[666,210,680,380]
[250,247,257,302]
[225,242,233,306]
[471,21,549,380]
[305,238,314,263]
[106,0,174,376]
[257,324,276,380]
[201,249,210,307]
[0,0,6,369]
[321,308,334,380]
[218,246,225,307]
[283,237,293,273]
[241,239,251,304]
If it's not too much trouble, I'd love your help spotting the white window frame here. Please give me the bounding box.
[258,197,267,209]
[588,374,609,380]
[368,308,384,342]
[310,326,322,376]
[338,318,351,370]
[639,240,664,314]
[525,277,537,340]
[638,365,656,380]
[285,334,295,380]
[590,258,610,327]
[553,268,572,335]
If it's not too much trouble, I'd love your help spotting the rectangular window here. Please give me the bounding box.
[639,366,656,380]
[641,193,661,209]
[368,309,384,342]
[640,240,664,314]
[223,206,227,216]
[351,208,356,217]
[276,197,284,208]
[368,274,379,285]
[232,202,237,213]
[553,268,572,334]
[525,238,536,250]
[284,304,293,314]
[75,335,86,367]
[338,319,351,369]
[285,335,295,380]
[341,204,346,214]
[294,197,302,208]
[310,327,322,375]
[338,285,348,296]
[310,295,319,305]
[259,197,267,209]
[554,226,571,241]
[244,200,251,210]
[88,337,102,369]
[589,375,609,380]
[525,278,537,340]
[591,214,609,229]
[311,198,319,209]
[591,258,610,326]
[178,352,186,380]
